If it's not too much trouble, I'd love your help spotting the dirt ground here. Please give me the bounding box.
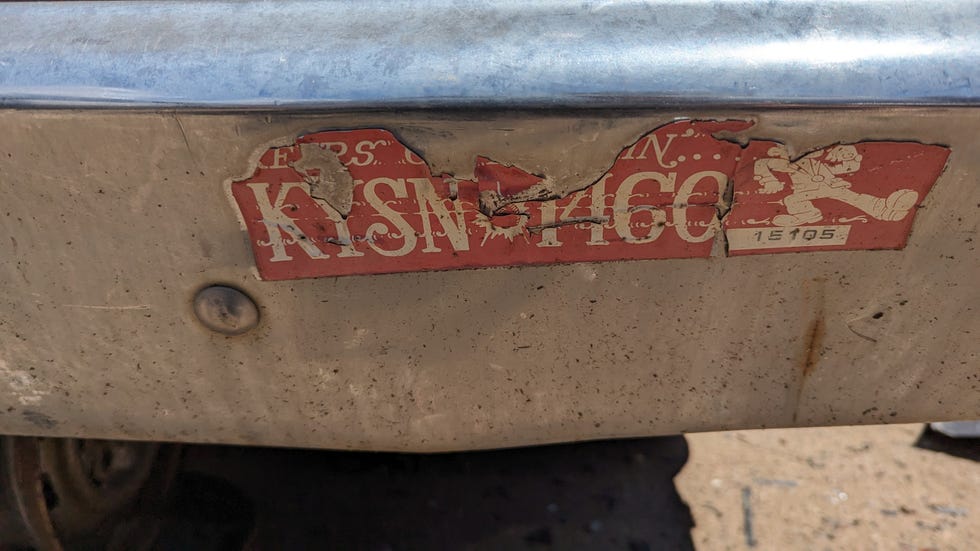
[155,423,978,550]
[678,424,978,551]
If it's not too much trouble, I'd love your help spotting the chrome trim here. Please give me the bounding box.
[1,0,978,109]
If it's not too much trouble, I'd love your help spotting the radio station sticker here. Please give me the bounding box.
[228,121,950,280]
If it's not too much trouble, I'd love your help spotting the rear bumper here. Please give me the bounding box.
[0,2,977,451]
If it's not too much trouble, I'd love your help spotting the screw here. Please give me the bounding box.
[192,286,259,335]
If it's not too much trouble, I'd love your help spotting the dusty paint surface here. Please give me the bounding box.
[230,121,948,280]
[0,109,976,451]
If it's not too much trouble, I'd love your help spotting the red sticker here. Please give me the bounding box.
[229,121,949,280]
[724,141,949,255]
[230,121,747,280]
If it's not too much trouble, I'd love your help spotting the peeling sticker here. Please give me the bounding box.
[228,121,949,280]
[290,142,355,218]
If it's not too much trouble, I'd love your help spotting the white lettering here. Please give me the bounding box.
[613,172,676,244]
[622,134,679,168]
[409,178,470,253]
[247,182,330,262]
[350,140,385,166]
[673,171,726,243]
[266,147,292,169]
[404,148,426,165]
[309,199,365,258]
[362,178,418,257]
[537,175,610,247]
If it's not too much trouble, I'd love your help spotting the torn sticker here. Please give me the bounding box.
[230,121,747,280]
[228,121,949,280]
[724,141,950,254]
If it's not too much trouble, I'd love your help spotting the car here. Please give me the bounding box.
[0,0,977,547]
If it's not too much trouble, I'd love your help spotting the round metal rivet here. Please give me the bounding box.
[192,286,259,335]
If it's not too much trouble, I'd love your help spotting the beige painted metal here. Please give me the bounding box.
[0,108,976,451]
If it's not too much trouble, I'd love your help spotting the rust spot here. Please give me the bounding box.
[794,278,826,422]
[800,312,825,380]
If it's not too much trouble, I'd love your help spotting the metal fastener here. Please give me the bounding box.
[192,286,259,335]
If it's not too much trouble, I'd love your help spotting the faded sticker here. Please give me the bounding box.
[725,141,949,254]
[229,121,949,280]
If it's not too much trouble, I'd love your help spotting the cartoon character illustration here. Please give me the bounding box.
[754,145,919,226]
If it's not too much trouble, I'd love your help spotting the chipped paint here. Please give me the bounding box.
[0,359,49,407]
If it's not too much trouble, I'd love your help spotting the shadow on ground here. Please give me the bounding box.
[152,436,694,551]
[914,426,980,463]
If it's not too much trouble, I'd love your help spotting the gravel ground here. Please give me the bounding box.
[678,424,978,551]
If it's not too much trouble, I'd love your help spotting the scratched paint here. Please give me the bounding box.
[229,121,950,280]
[0,358,50,406]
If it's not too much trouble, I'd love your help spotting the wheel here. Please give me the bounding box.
[0,436,180,550]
